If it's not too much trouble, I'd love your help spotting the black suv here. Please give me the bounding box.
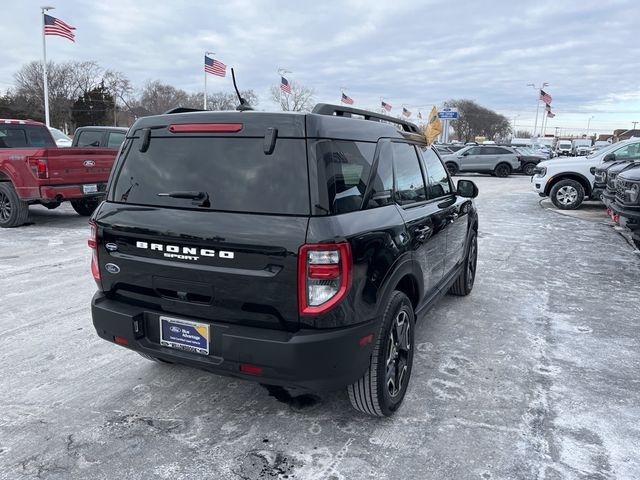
[89,104,479,416]
[600,159,640,212]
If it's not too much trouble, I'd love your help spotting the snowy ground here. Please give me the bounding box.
[1,176,639,480]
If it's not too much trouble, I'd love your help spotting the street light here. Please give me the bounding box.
[587,115,595,137]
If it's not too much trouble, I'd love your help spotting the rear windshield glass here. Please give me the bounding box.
[0,125,55,148]
[111,136,310,215]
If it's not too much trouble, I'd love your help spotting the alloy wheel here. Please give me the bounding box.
[467,235,477,289]
[556,185,578,205]
[0,191,11,221]
[385,309,411,398]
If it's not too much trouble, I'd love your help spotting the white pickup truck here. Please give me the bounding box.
[532,138,640,209]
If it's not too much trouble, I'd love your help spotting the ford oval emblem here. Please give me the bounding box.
[83,160,96,167]
[105,243,118,252]
[169,326,182,333]
[105,263,120,274]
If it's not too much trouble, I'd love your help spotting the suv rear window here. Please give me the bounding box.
[112,136,310,215]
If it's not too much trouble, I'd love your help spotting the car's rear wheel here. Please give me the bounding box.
[522,162,536,176]
[0,182,29,228]
[450,230,477,296]
[494,163,511,177]
[347,291,414,417]
[550,179,585,210]
[445,162,458,176]
[71,198,101,216]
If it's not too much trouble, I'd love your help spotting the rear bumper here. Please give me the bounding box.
[39,183,107,201]
[91,292,377,391]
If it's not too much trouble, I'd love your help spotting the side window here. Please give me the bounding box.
[26,126,55,148]
[107,132,126,149]
[76,130,103,147]
[615,143,640,160]
[393,143,426,205]
[420,147,452,199]
[480,147,496,155]
[365,142,393,209]
[465,147,481,155]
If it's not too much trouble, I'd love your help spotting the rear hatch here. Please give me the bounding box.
[43,147,116,184]
[94,112,309,331]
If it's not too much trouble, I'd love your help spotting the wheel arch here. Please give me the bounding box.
[544,173,592,197]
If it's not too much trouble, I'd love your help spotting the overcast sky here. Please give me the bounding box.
[2,0,639,135]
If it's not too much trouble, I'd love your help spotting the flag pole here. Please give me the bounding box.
[204,51,214,110]
[41,6,54,127]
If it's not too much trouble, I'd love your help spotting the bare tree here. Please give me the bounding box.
[270,81,315,112]
[514,129,533,138]
[139,80,191,115]
[103,70,133,125]
[445,99,511,143]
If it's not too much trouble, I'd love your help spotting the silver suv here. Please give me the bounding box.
[442,145,520,177]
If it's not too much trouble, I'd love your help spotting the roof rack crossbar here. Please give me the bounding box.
[312,103,421,134]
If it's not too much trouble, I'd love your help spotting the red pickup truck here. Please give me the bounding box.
[0,119,119,227]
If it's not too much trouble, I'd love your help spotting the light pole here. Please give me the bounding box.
[512,114,520,138]
[527,82,549,136]
[586,115,595,137]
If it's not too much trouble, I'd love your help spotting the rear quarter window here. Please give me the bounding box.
[76,130,103,147]
[111,136,310,215]
[0,125,55,148]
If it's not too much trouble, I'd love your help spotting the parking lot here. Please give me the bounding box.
[1,175,639,480]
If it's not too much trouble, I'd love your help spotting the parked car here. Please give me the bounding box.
[556,140,572,156]
[89,103,480,416]
[611,164,640,249]
[532,138,640,209]
[514,147,546,175]
[571,139,592,156]
[0,119,119,227]
[48,127,72,147]
[575,146,591,156]
[601,160,640,211]
[441,145,520,177]
[72,126,128,149]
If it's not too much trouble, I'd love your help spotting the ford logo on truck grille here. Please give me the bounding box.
[83,160,96,167]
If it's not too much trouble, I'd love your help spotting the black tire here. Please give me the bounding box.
[70,198,100,216]
[445,162,458,176]
[0,182,29,228]
[137,352,174,364]
[522,163,536,176]
[348,291,415,417]
[494,163,511,177]
[549,179,585,210]
[449,230,478,296]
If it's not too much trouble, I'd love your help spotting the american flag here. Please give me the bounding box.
[341,93,354,105]
[204,56,226,77]
[44,14,76,42]
[280,76,292,94]
[547,111,556,118]
[381,101,392,112]
[418,111,423,120]
[545,103,551,112]
[402,107,411,117]
[540,90,552,104]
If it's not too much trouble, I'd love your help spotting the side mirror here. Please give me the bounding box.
[457,179,478,198]
[603,153,615,162]
[461,151,469,156]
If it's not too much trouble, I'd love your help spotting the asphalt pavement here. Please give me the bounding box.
[1,176,639,480]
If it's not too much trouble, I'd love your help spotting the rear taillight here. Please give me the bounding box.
[28,157,48,179]
[298,243,352,316]
[88,221,102,289]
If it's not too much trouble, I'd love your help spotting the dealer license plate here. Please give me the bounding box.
[159,316,210,355]
[83,184,98,194]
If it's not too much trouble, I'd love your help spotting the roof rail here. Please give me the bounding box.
[312,103,421,134]
[163,107,205,115]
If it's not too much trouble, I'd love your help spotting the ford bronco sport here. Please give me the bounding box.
[89,104,479,416]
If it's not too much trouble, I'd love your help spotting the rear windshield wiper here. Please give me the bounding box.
[157,191,210,207]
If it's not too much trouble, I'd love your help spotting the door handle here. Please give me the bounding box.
[415,225,432,241]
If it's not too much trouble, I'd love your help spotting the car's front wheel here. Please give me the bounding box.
[494,163,511,177]
[522,162,536,176]
[550,179,585,210]
[347,291,415,417]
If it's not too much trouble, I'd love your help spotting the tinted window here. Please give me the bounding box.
[0,125,55,148]
[76,130,103,147]
[466,147,482,155]
[614,143,640,160]
[420,147,452,199]
[113,137,309,215]
[365,142,393,209]
[107,132,126,149]
[314,140,377,214]
[492,147,513,155]
[393,143,426,205]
